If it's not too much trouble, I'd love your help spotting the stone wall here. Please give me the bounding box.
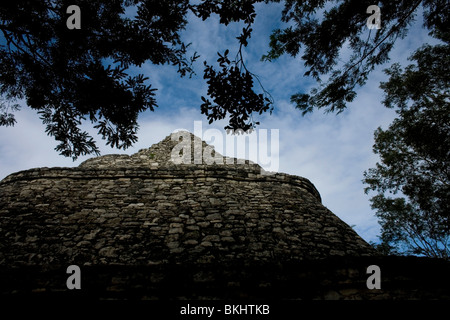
[1,132,409,300]
[0,163,372,267]
[1,133,449,300]
[0,133,373,267]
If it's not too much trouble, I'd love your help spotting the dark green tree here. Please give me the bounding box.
[1,1,449,159]
[0,0,197,159]
[263,0,449,114]
[363,43,449,259]
[0,0,267,159]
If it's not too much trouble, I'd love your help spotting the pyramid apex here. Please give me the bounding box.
[78,131,258,169]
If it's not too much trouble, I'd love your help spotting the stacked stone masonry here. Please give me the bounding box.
[2,132,450,300]
[0,133,373,268]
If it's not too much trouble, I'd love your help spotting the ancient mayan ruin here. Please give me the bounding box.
[0,132,449,300]
[0,131,373,266]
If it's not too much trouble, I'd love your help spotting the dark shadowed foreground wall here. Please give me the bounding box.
[0,256,449,300]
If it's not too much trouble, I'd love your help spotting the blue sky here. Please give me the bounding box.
[0,2,437,244]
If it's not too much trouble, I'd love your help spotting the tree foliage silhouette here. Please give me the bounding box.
[1,0,448,158]
[1,0,198,159]
[264,0,449,114]
[1,0,277,158]
[363,43,449,259]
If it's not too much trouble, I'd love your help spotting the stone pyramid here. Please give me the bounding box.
[78,130,257,169]
[0,132,374,267]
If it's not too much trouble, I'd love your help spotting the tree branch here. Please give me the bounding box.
[1,29,52,68]
[342,0,423,77]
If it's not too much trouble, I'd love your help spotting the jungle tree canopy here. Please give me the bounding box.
[0,0,448,158]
